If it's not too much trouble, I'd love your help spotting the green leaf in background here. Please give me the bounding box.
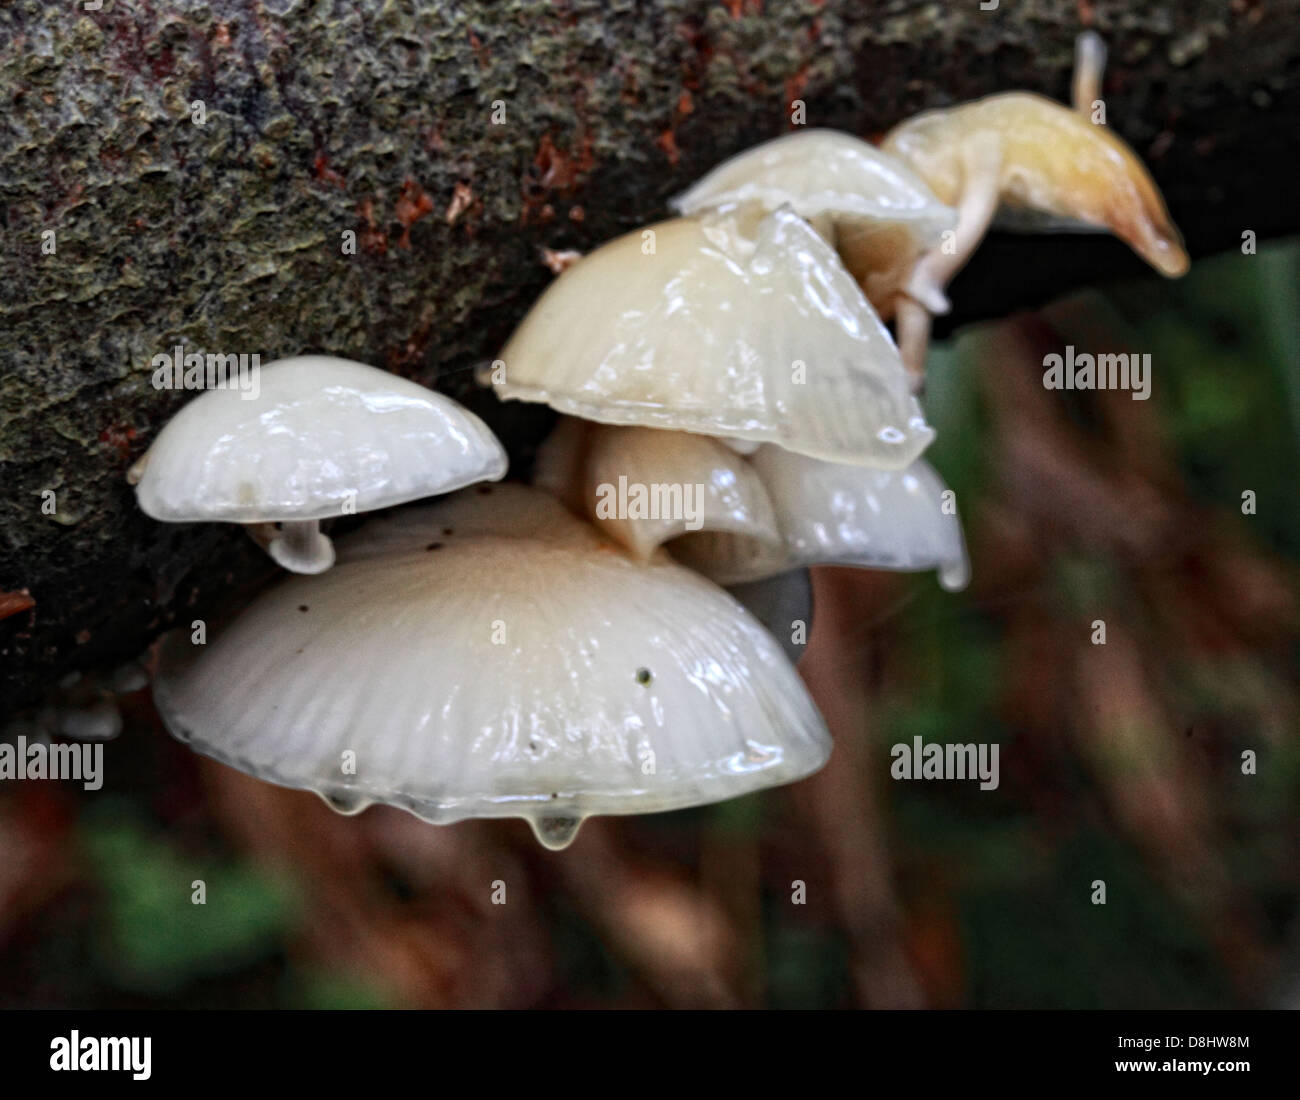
[707,789,766,837]
[284,969,393,1011]
[923,332,990,508]
[764,918,851,1010]
[960,829,1230,1009]
[80,801,299,995]
[1107,238,1300,555]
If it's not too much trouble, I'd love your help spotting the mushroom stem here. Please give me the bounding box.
[1072,30,1108,115]
[897,135,1004,378]
[246,520,336,574]
[125,454,148,486]
[895,296,935,391]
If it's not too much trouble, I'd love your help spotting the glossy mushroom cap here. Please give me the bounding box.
[130,355,507,523]
[532,418,783,563]
[494,208,934,469]
[882,93,1189,278]
[153,484,831,850]
[676,446,970,592]
[671,128,956,313]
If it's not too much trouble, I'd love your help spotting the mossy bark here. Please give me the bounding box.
[2,0,1298,708]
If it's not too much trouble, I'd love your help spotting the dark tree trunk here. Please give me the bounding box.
[3,0,1298,708]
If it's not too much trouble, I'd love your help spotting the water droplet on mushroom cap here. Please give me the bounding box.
[530,814,584,851]
[321,790,370,816]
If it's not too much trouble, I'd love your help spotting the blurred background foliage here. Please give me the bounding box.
[1,238,1297,1009]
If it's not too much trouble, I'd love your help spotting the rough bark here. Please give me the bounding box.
[2,0,1298,708]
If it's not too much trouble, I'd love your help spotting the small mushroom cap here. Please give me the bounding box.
[533,418,783,562]
[677,446,969,591]
[672,129,954,235]
[132,355,507,523]
[671,129,956,312]
[882,93,1189,278]
[495,208,934,469]
[153,485,831,831]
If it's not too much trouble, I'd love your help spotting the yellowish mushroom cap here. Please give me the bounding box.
[532,418,783,563]
[882,92,1188,278]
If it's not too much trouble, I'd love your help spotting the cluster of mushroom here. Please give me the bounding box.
[134,39,1185,850]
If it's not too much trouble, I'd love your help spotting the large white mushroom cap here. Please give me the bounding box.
[494,208,933,469]
[153,484,831,850]
[675,446,970,591]
[131,355,507,523]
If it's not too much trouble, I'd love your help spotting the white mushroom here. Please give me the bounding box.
[675,445,969,592]
[494,207,933,469]
[152,484,831,851]
[129,355,507,573]
[532,417,782,563]
[671,128,956,317]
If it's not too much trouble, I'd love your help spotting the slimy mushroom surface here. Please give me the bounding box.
[676,446,969,592]
[882,86,1187,377]
[533,418,783,563]
[882,94,1189,279]
[670,129,956,315]
[494,208,933,469]
[152,485,831,850]
[130,355,507,573]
